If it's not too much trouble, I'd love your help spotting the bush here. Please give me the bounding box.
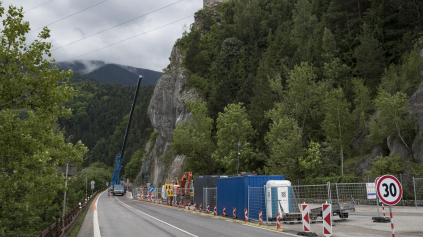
[367,154,405,177]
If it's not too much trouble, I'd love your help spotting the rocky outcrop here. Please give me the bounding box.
[387,136,412,161]
[134,44,200,186]
[409,81,423,163]
[355,146,386,176]
[203,0,229,8]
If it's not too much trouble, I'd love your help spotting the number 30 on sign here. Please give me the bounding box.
[376,175,402,206]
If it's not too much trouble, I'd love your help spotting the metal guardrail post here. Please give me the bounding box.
[414,177,417,210]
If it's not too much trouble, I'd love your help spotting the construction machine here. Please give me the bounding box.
[110,75,143,196]
[164,172,193,204]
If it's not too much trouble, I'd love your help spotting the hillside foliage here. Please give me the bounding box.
[58,74,155,174]
[172,0,423,179]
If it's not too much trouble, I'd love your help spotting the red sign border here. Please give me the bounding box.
[376,174,402,205]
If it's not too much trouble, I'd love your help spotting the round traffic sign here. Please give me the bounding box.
[376,175,402,205]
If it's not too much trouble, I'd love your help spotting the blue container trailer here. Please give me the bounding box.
[217,175,285,220]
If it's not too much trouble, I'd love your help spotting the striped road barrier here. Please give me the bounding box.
[323,203,332,236]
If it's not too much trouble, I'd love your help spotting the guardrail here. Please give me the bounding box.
[36,188,107,237]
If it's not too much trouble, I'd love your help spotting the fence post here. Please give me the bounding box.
[265,185,268,223]
[335,183,340,204]
[206,187,208,211]
[215,187,218,215]
[414,177,417,210]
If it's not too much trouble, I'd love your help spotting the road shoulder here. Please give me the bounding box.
[76,201,95,237]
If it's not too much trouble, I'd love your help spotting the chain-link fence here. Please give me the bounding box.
[203,187,217,212]
[414,178,423,209]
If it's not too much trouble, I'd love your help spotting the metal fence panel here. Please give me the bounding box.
[203,187,217,212]
[415,178,423,209]
[248,187,267,221]
[333,183,378,218]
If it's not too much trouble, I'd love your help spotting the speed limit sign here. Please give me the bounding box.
[376,175,402,205]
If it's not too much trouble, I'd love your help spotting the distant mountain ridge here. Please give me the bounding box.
[55,60,162,86]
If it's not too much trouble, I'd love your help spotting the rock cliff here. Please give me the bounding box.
[134,44,200,186]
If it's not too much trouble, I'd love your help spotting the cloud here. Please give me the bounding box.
[2,0,203,71]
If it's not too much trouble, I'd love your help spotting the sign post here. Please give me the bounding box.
[376,175,402,237]
[91,180,95,195]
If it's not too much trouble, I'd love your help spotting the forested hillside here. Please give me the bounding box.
[171,0,423,183]
[55,60,162,86]
[58,73,155,174]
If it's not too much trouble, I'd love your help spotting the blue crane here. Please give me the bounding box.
[111,75,143,186]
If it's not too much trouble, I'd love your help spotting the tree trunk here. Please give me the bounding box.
[345,6,351,34]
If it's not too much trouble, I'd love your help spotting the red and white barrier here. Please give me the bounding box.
[188,202,191,210]
[214,205,217,216]
[207,204,210,214]
[323,203,332,236]
[302,204,311,232]
[276,212,280,229]
[233,208,236,219]
[137,193,141,200]
[259,211,263,225]
[223,206,226,218]
[390,208,395,237]
[194,203,196,211]
[244,208,248,222]
[199,203,202,213]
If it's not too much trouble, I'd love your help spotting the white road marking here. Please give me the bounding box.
[115,196,199,237]
[94,191,106,237]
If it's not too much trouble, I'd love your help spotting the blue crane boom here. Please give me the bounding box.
[111,75,143,186]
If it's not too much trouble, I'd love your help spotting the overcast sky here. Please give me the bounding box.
[1,0,202,72]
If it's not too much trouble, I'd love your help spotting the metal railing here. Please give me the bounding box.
[36,188,106,237]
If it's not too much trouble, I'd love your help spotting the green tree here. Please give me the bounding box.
[124,149,143,180]
[269,62,317,133]
[354,28,385,93]
[352,78,373,140]
[214,103,258,174]
[369,90,417,151]
[172,99,217,175]
[299,141,322,178]
[0,4,87,236]
[265,115,303,179]
[321,87,353,174]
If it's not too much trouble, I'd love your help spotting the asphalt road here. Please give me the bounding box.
[95,192,295,237]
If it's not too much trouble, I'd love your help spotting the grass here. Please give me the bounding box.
[68,196,95,237]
